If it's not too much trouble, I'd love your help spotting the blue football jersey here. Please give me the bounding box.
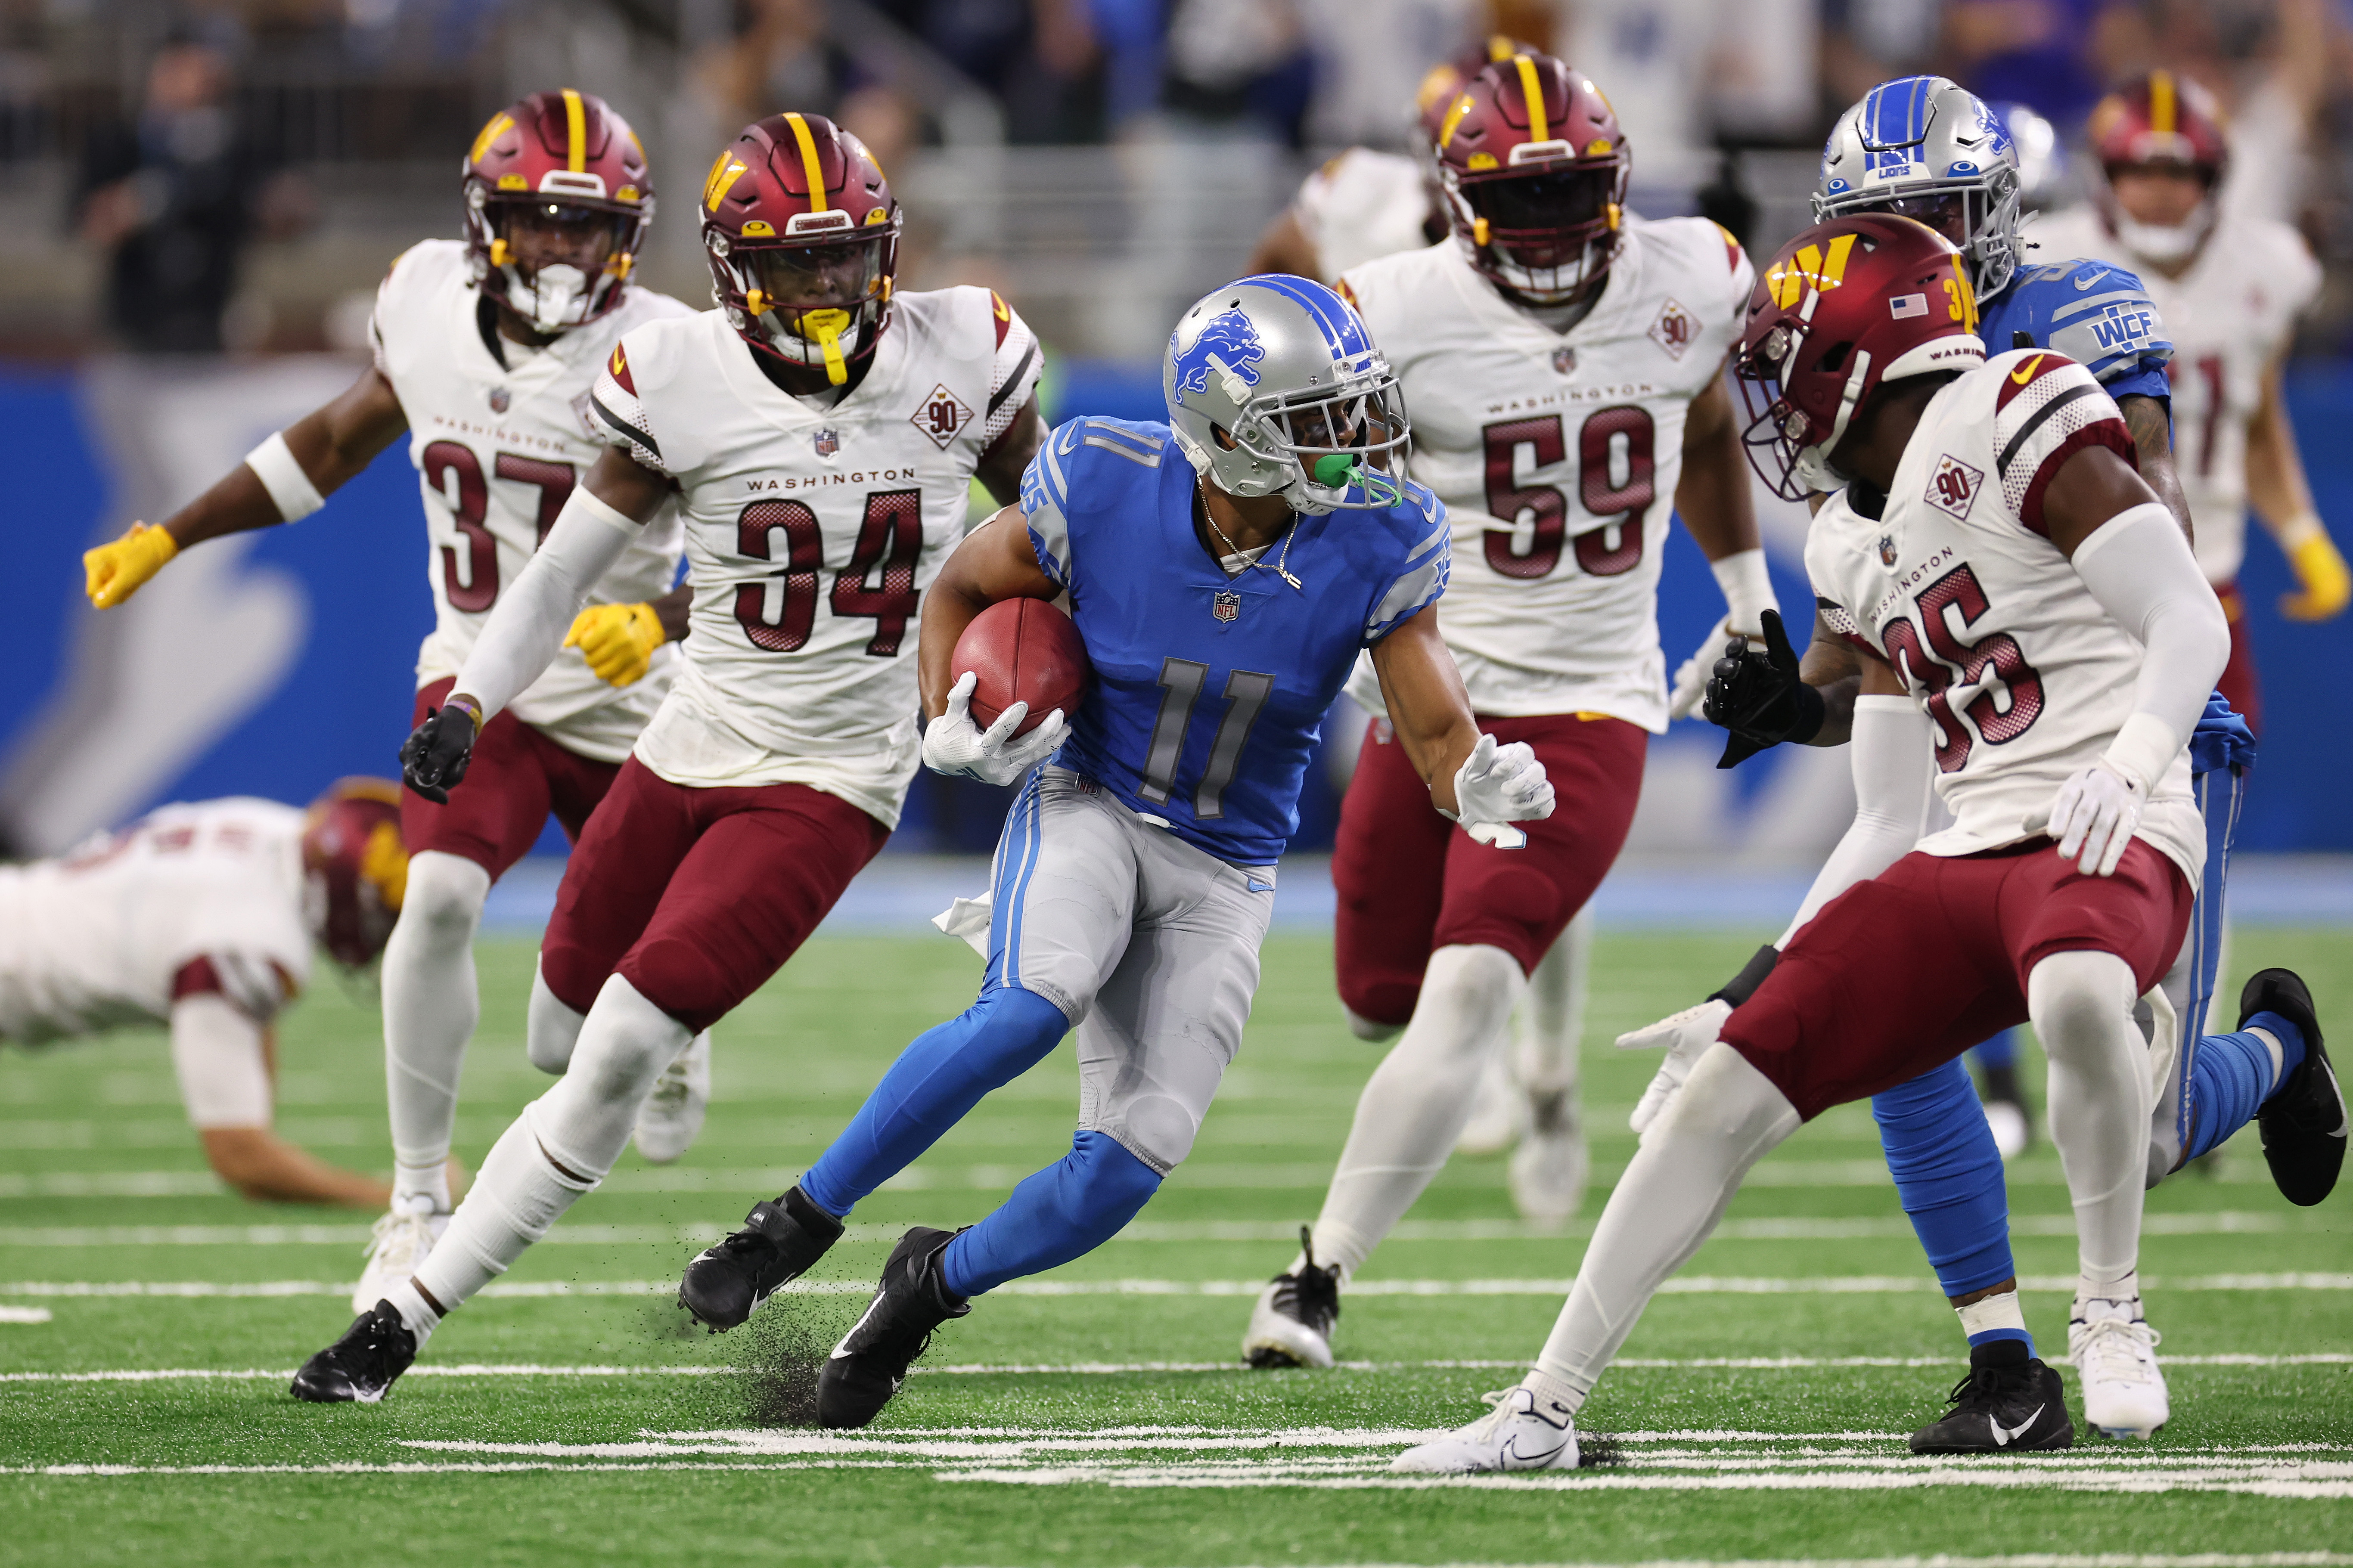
[1982,255,2172,404]
[1020,415,1449,865]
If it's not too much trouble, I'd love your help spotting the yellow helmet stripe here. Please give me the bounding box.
[784,112,831,214]
[1484,34,1514,61]
[562,89,586,174]
[1513,54,1548,144]
[469,111,513,168]
[2149,70,2176,136]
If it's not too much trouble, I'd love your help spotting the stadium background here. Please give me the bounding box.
[3,0,2350,867]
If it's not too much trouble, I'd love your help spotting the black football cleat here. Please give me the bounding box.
[290,1299,417,1404]
[1909,1340,2074,1454]
[1242,1225,1341,1368]
[816,1227,968,1430]
[2245,968,2344,1207]
[679,1184,846,1331]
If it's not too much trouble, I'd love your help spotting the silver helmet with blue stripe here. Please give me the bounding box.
[1814,76,2023,300]
[1163,275,1409,516]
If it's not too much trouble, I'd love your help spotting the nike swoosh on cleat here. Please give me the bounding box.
[1990,1404,2044,1445]
[2073,270,2111,290]
[1499,1434,1568,1469]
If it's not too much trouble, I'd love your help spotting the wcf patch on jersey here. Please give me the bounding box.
[1928,453,1983,521]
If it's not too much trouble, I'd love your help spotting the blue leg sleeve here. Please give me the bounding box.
[941,1130,1163,1298]
[800,985,1071,1217]
[1872,1057,2020,1316]
[1970,1029,2020,1071]
[2181,1011,2304,1162]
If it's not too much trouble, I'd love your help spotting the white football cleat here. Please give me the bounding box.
[2070,1298,2168,1439]
[1455,1050,1521,1156]
[1509,1086,1586,1224]
[634,1031,711,1165]
[1242,1230,1340,1369]
[1391,1385,1579,1474]
[351,1193,447,1314]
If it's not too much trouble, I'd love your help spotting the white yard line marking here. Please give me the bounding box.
[0,1305,50,1323]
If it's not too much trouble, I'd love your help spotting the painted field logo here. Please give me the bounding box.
[1174,309,1264,398]
[1212,589,1242,623]
[1650,299,1695,359]
[1928,454,1982,521]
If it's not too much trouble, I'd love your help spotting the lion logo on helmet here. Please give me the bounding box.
[1173,308,1266,398]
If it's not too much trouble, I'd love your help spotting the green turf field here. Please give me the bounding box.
[4,928,2349,1567]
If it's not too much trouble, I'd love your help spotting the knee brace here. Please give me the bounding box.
[527,961,587,1075]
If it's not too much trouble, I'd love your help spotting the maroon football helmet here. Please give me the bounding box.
[702,113,901,385]
[300,778,407,969]
[463,89,654,333]
[1412,36,1538,152]
[1732,214,1987,500]
[1435,53,1628,306]
[2087,71,2230,266]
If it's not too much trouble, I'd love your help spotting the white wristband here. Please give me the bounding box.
[1709,548,1776,631]
[2102,711,2180,796]
[2276,510,2327,550]
[243,431,327,522]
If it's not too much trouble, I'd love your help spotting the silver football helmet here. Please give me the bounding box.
[1163,275,1409,516]
[1814,76,2024,300]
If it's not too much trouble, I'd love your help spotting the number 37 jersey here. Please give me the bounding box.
[1339,217,1753,728]
[590,288,1042,826]
[1807,350,2204,889]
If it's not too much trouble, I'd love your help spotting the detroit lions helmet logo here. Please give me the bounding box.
[1173,309,1266,398]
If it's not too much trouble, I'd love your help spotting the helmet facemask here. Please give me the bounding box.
[470,191,639,334]
[2103,161,2218,266]
[1213,354,1412,515]
[1453,161,1624,306]
[1814,164,2021,301]
[716,223,895,385]
[1734,319,1875,502]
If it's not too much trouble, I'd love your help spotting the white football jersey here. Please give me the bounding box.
[1293,149,1438,282]
[0,799,312,1044]
[2026,207,2322,586]
[589,288,1043,826]
[1808,350,2203,887]
[371,240,696,761]
[1338,217,1755,728]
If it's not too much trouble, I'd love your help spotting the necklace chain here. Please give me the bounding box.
[1198,479,1304,591]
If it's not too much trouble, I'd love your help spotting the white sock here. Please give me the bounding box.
[2030,951,2149,1307]
[1532,1045,1799,1404]
[1515,909,1592,1094]
[2074,1270,2143,1318]
[1521,1365,1585,1417]
[393,1162,451,1213]
[382,1278,441,1347]
[382,851,491,1188]
[1304,945,1527,1280]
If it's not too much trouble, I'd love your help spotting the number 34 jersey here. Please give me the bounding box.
[590,288,1043,827]
[1338,217,1754,729]
[370,239,695,761]
[1807,349,2203,889]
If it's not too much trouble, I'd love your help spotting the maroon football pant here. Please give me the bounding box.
[1720,839,2193,1121]
[400,676,620,877]
[1332,711,1646,1027]
[538,757,891,1033]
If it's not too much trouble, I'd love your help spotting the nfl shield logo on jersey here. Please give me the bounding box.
[1212,589,1242,623]
[1552,346,1578,376]
[1878,533,1899,567]
[813,428,840,459]
[488,386,511,414]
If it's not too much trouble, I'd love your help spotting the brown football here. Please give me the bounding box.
[953,598,1090,737]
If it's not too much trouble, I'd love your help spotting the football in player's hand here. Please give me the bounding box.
[955,598,1089,737]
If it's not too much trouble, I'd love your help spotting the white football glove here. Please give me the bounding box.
[922,671,1068,787]
[1616,997,1732,1139]
[2045,758,2144,877]
[1443,733,1555,849]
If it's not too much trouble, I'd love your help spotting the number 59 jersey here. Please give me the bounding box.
[1807,350,2204,888]
[1338,216,1753,729]
[590,287,1043,827]
[371,240,696,761]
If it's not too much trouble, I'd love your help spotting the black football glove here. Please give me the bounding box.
[400,703,478,804]
[1701,607,1825,769]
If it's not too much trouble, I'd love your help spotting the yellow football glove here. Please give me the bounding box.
[84,521,179,609]
[2280,515,2351,622]
[564,601,666,687]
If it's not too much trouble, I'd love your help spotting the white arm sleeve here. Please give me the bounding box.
[450,486,641,720]
[171,994,272,1129]
[2067,501,2232,792]
[1775,697,1935,947]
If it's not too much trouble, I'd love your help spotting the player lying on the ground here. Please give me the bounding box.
[1240,49,1778,1371]
[82,90,710,1311]
[670,274,1554,1430]
[0,781,430,1206]
[286,110,1046,1403]
[1388,211,2259,1473]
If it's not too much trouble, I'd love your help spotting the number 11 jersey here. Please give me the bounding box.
[1338,217,1753,729]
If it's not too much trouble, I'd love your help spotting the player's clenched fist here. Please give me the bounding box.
[921,671,1067,788]
[1446,732,1555,849]
[1701,607,1823,769]
[2046,759,2144,877]
[84,522,180,609]
[400,703,480,804]
[564,601,665,687]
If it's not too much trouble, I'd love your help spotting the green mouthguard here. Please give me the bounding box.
[1312,453,1360,488]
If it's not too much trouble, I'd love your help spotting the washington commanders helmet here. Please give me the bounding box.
[2087,71,2230,266]
[1411,35,1537,157]
[1434,53,1628,307]
[463,90,653,333]
[301,778,407,969]
[702,113,901,386]
[1732,214,1986,500]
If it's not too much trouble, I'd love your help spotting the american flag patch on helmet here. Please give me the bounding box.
[1888,293,1929,320]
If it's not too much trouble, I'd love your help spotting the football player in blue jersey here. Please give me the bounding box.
[669,275,1557,1428]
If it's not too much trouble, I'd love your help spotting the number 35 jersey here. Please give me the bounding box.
[1807,350,2203,889]
[590,288,1043,826]
[1338,217,1753,729]
[371,239,695,761]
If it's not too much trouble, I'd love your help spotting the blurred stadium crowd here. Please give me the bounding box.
[1,0,2350,363]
